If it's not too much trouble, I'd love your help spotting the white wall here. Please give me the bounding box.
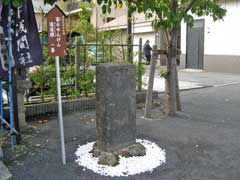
[134,22,153,34]
[32,0,52,13]
[133,32,155,62]
[181,0,240,56]
[33,0,52,31]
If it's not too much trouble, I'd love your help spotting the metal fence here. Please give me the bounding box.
[26,40,144,103]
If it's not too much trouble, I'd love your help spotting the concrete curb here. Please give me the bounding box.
[3,91,158,119]
[156,85,212,95]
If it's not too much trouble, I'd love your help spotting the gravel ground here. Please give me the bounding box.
[3,84,240,180]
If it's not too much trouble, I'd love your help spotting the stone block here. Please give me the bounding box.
[98,152,119,167]
[96,63,136,152]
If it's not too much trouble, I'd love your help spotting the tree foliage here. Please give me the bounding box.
[2,0,23,7]
[3,0,227,114]
[2,0,65,7]
[72,2,96,43]
[96,0,226,31]
[3,0,226,28]
[95,0,226,116]
[1,0,90,7]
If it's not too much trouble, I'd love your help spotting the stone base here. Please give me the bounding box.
[98,152,119,167]
[123,143,146,157]
[90,142,146,167]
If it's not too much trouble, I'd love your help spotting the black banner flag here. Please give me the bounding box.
[0,0,43,79]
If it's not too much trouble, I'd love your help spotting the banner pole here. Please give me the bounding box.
[7,3,14,147]
[55,56,66,165]
[0,80,4,134]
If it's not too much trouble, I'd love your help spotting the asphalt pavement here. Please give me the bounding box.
[3,83,240,180]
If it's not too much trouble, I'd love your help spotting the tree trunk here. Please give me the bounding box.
[165,28,178,116]
[175,65,182,111]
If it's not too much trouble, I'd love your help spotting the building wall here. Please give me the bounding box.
[91,0,128,28]
[133,32,155,62]
[132,20,156,62]
[35,13,47,32]
[33,0,52,31]
[181,0,240,73]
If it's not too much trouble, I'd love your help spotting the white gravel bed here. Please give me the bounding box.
[75,139,166,177]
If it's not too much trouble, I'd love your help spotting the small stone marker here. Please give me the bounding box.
[96,63,136,152]
[17,79,32,129]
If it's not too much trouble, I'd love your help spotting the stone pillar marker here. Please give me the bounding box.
[16,79,32,129]
[96,63,136,153]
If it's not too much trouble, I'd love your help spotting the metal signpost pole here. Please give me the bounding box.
[55,56,66,165]
[47,5,67,165]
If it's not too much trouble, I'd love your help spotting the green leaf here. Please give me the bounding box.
[12,0,23,7]
[102,4,107,14]
[97,0,102,5]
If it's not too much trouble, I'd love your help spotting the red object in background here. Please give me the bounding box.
[46,5,67,57]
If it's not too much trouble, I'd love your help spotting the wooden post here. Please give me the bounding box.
[75,37,80,92]
[137,38,142,91]
[110,32,112,62]
[144,45,157,118]
[127,0,133,63]
[12,68,21,144]
[95,6,98,64]
[121,31,125,62]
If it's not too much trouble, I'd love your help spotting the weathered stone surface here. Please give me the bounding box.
[0,145,3,159]
[96,63,136,152]
[0,161,12,180]
[98,152,119,167]
[90,143,101,157]
[118,150,130,158]
[17,79,32,129]
[127,143,146,157]
[17,79,32,94]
